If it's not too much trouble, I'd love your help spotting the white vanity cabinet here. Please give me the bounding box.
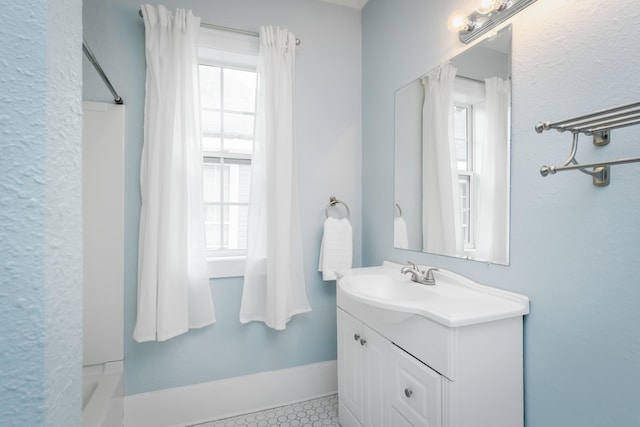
[337,309,387,427]
[336,263,529,427]
[338,308,445,427]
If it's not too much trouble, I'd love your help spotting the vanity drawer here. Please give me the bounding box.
[388,344,443,427]
[378,314,454,380]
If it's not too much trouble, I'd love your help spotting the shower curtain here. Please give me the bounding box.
[422,63,464,257]
[240,26,311,330]
[475,77,510,264]
[134,4,215,342]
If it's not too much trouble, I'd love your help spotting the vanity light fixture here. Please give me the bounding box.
[453,0,537,44]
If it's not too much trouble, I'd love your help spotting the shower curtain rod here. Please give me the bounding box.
[82,40,123,105]
[137,9,301,45]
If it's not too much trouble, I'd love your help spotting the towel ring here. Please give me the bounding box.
[325,196,350,220]
[395,203,402,218]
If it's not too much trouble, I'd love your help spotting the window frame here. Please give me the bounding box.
[453,102,476,251]
[453,76,487,255]
[198,27,259,278]
[201,65,256,259]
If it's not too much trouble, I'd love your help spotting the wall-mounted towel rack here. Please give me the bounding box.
[535,100,640,186]
[325,196,350,220]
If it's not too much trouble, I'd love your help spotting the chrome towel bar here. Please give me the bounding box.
[536,100,640,186]
[535,101,640,137]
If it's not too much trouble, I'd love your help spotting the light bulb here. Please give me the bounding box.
[450,14,474,32]
[476,0,504,14]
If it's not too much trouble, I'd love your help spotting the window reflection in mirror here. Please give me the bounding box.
[394,25,511,265]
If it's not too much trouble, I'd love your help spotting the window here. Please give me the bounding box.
[198,28,259,277]
[453,104,474,249]
[200,65,256,257]
[453,76,486,253]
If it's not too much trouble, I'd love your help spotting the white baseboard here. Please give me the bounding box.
[124,360,338,427]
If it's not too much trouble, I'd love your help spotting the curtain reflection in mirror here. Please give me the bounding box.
[475,77,510,264]
[422,63,464,257]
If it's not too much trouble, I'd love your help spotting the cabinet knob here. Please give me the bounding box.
[404,388,413,398]
[360,338,367,346]
[354,333,360,341]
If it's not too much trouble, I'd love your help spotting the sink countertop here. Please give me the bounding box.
[337,261,529,327]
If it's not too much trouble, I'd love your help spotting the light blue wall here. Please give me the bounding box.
[82,0,362,395]
[0,1,47,422]
[0,0,82,425]
[362,0,640,426]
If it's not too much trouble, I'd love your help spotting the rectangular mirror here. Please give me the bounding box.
[394,25,511,265]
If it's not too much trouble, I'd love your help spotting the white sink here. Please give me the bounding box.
[337,261,529,327]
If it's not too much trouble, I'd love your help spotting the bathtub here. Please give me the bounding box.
[82,361,124,427]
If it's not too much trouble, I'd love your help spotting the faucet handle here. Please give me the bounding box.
[425,268,439,282]
[407,261,422,272]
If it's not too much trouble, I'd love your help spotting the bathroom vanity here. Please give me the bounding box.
[336,262,529,427]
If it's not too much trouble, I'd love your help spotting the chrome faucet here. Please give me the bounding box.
[400,261,438,285]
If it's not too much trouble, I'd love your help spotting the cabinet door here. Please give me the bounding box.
[388,344,442,427]
[390,407,416,427]
[337,309,364,421]
[362,325,387,427]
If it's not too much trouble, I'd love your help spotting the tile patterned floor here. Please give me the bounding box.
[191,394,339,427]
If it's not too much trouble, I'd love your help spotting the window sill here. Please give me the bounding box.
[207,256,246,279]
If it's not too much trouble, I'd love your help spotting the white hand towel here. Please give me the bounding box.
[394,217,409,249]
[318,217,353,281]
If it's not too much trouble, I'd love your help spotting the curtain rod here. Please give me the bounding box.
[456,74,484,84]
[138,9,301,46]
[82,39,123,104]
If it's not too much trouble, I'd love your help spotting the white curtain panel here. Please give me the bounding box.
[134,4,215,342]
[475,77,510,264]
[421,64,464,257]
[240,26,311,330]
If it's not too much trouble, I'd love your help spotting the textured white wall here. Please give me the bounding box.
[0,0,82,425]
[0,0,48,422]
[45,0,83,424]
